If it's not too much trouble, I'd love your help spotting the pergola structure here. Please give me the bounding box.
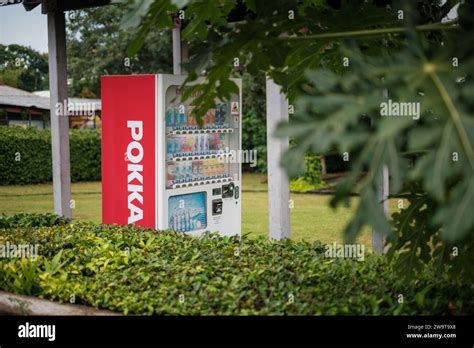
[1,0,388,252]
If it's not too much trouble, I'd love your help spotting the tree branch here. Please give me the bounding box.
[282,22,458,41]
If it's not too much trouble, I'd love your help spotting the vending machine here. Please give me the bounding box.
[101,74,241,237]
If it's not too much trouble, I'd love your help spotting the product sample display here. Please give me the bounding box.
[101,74,241,236]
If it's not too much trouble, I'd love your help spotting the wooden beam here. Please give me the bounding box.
[266,78,291,240]
[41,0,110,13]
[0,0,23,7]
[47,8,72,218]
[172,17,182,75]
[373,83,390,253]
[372,165,389,253]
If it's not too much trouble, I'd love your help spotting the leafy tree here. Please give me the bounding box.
[242,72,267,172]
[68,2,270,170]
[0,44,48,91]
[118,0,473,280]
[66,4,173,97]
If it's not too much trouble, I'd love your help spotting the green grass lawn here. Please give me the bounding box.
[0,173,401,247]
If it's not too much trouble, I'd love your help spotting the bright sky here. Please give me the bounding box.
[0,4,48,54]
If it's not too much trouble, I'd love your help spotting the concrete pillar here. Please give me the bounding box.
[266,78,291,240]
[47,9,71,218]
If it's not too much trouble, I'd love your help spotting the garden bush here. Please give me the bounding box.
[0,126,101,185]
[290,155,325,193]
[242,73,267,173]
[0,213,70,229]
[0,213,472,315]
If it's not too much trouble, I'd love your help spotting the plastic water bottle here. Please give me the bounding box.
[175,213,180,231]
[166,106,174,128]
[184,211,189,231]
[187,162,193,180]
[173,105,180,128]
[221,103,227,126]
[167,138,174,154]
[204,134,210,153]
[194,135,199,154]
[216,104,223,126]
[180,213,186,231]
[179,105,186,128]
[174,137,181,154]
[175,162,182,182]
[195,135,200,154]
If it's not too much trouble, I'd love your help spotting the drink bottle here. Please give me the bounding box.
[182,212,187,231]
[167,163,175,187]
[215,104,220,126]
[174,137,181,153]
[182,162,188,181]
[221,103,227,126]
[167,138,174,154]
[177,213,181,231]
[217,104,224,126]
[173,105,180,128]
[194,135,199,154]
[187,136,194,153]
[195,135,200,154]
[193,161,201,179]
[179,104,186,128]
[175,213,180,231]
[204,134,210,152]
[179,162,186,182]
[166,106,174,127]
[197,161,203,180]
[193,135,199,153]
[202,135,207,153]
[180,213,185,231]
[187,161,193,179]
[185,211,190,231]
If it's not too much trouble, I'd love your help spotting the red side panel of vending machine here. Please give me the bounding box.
[101,75,157,228]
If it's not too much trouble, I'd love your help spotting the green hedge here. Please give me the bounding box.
[0,213,472,315]
[0,126,101,185]
[290,155,324,193]
[0,212,70,229]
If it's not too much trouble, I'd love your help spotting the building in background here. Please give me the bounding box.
[0,84,49,128]
[0,83,101,129]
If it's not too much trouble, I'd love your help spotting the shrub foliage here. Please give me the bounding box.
[0,126,101,185]
[0,214,472,315]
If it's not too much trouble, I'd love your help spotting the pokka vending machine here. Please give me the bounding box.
[101,74,241,237]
